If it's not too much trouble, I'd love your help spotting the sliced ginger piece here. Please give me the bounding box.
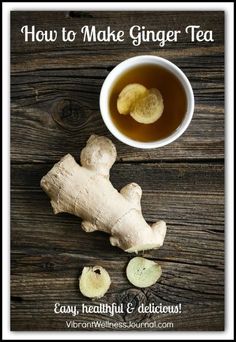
[126,257,162,288]
[79,265,111,299]
[117,83,148,115]
[130,88,164,124]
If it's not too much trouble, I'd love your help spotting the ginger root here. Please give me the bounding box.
[40,135,167,253]
[126,257,162,288]
[79,265,111,299]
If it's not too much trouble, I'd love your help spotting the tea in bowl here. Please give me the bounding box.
[100,55,194,149]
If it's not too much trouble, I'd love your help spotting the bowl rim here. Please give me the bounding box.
[99,55,194,149]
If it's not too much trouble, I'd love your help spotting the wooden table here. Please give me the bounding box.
[11,11,224,331]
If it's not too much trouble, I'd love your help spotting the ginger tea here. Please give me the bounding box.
[109,64,187,142]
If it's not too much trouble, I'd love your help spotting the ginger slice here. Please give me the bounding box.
[126,257,162,288]
[130,88,164,124]
[117,83,148,115]
[79,265,111,299]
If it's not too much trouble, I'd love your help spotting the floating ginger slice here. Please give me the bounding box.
[117,83,148,115]
[79,266,111,299]
[126,257,162,288]
[130,88,164,124]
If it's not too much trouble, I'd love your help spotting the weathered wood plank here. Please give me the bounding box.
[11,47,224,74]
[11,267,223,331]
[10,11,224,331]
[11,59,224,105]
[10,163,225,330]
[11,162,224,192]
[10,101,224,162]
[11,299,224,331]
[11,11,224,162]
[11,163,224,266]
[11,257,224,331]
[11,264,223,305]
[11,11,224,56]
[10,203,224,267]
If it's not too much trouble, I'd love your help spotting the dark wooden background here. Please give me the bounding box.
[11,11,224,331]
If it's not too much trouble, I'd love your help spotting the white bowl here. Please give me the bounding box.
[99,55,194,149]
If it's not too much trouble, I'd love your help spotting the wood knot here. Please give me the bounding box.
[117,289,149,322]
[51,99,86,131]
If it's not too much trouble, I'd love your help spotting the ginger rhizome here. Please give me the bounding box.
[40,135,167,253]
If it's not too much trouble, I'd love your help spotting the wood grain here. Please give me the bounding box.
[11,162,224,265]
[11,11,224,54]
[10,101,224,162]
[11,162,224,330]
[11,11,224,331]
